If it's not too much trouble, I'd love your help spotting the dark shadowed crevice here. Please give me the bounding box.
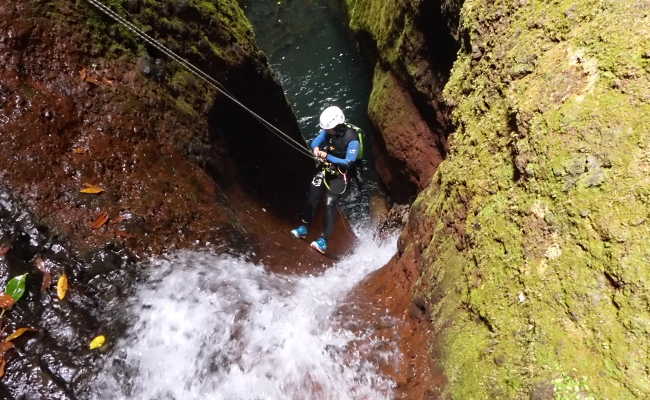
[371,130,420,204]
[416,0,461,150]
[207,59,314,219]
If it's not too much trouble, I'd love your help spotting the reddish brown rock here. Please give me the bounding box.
[346,239,445,400]
[0,0,348,265]
[369,66,444,196]
[345,0,458,201]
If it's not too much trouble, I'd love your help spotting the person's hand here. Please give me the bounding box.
[313,147,327,160]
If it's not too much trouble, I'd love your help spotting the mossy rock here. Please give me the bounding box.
[398,0,649,398]
[70,0,258,116]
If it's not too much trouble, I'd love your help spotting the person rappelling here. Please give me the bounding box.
[290,105,364,254]
[83,0,365,258]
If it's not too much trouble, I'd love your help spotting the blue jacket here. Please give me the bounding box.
[310,129,359,167]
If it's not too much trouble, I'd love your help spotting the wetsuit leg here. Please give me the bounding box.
[322,175,346,239]
[302,173,324,225]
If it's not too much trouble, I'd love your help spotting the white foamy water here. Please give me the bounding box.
[90,232,400,400]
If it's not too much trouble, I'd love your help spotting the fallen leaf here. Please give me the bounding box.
[34,257,46,272]
[0,246,10,256]
[80,184,104,194]
[115,230,133,239]
[34,257,51,292]
[5,274,27,302]
[41,272,52,292]
[0,342,14,378]
[4,328,36,342]
[80,68,102,85]
[90,212,109,229]
[72,147,86,154]
[0,342,14,355]
[89,335,106,350]
[0,294,15,309]
[57,273,68,300]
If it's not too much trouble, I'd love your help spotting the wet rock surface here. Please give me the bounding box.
[0,0,354,397]
[369,67,444,199]
[344,0,459,202]
[346,0,650,398]
[353,0,650,398]
[0,186,137,398]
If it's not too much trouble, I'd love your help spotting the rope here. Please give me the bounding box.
[83,0,316,160]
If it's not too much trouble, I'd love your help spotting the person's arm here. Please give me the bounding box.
[325,140,359,166]
[310,130,328,158]
[310,130,327,149]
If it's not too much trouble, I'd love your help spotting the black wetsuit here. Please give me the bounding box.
[301,127,360,239]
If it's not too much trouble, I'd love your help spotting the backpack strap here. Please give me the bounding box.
[345,123,365,159]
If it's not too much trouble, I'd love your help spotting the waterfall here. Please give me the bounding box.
[89,231,399,399]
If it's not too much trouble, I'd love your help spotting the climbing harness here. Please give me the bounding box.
[319,162,349,195]
[83,0,316,161]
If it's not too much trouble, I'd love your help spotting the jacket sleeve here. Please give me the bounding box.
[310,130,327,149]
[326,140,359,167]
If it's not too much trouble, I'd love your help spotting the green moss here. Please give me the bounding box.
[174,97,198,118]
[65,0,261,123]
[380,0,650,398]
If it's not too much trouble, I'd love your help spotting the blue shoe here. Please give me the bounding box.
[290,225,308,239]
[310,237,328,254]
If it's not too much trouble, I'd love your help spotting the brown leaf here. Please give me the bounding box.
[0,246,10,257]
[34,256,46,273]
[4,328,36,342]
[115,230,133,239]
[0,342,13,378]
[34,257,52,292]
[79,68,102,85]
[41,272,52,292]
[0,342,14,357]
[0,294,15,309]
[57,273,68,300]
[90,212,109,229]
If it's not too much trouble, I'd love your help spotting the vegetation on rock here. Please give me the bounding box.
[348,0,649,398]
[412,0,650,398]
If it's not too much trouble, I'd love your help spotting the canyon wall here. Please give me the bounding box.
[0,0,315,396]
[347,0,650,398]
[345,0,459,203]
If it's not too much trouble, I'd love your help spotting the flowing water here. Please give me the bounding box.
[89,232,399,399]
[242,0,374,138]
[82,2,398,398]
[242,0,380,225]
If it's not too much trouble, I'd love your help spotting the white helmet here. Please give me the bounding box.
[319,106,345,129]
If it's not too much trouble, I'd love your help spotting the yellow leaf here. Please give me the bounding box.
[89,335,106,350]
[5,327,36,342]
[57,273,68,300]
[80,184,104,194]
